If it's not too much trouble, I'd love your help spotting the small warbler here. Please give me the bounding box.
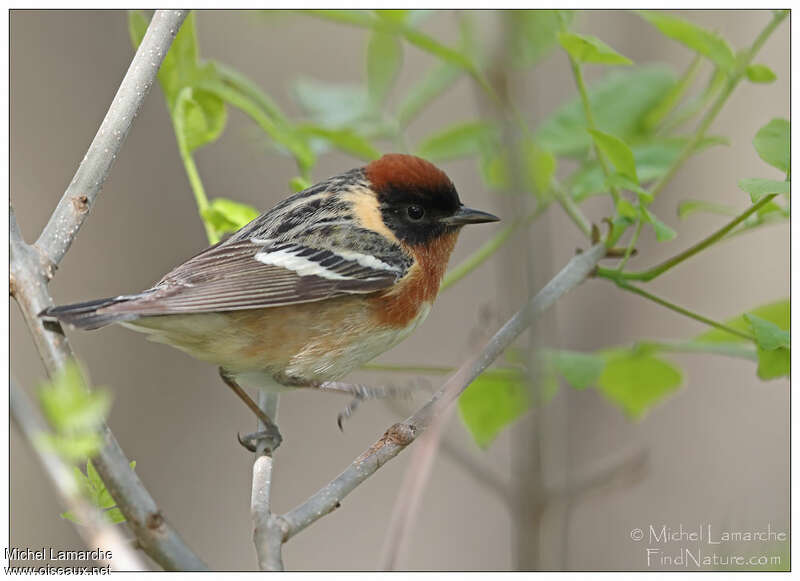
[41,154,499,451]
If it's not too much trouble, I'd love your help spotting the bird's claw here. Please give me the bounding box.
[237,426,283,453]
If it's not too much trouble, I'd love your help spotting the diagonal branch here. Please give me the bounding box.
[279,243,607,541]
[10,10,206,571]
[35,10,188,269]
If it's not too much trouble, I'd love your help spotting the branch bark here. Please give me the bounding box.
[10,10,206,571]
[279,243,607,540]
[11,379,146,571]
[250,392,285,571]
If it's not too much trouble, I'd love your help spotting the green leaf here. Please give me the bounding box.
[642,207,677,242]
[754,346,789,380]
[697,299,789,344]
[637,11,736,73]
[616,198,638,220]
[458,369,529,448]
[297,126,381,161]
[38,362,111,436]
[558,31,632,65]
[201,198,260,237]
[511,10,570,66]
[746,64,777,83]
[173,88,227,153]
[416,121,497,162]
[677,199,738,219]
[588,129,638,183]
[536,66,676,156]
[366,31,403,105]
[753,118,790,173]
[597,351,683,419]
[570,136,727,201]
[550,350,605,390]
[737,178,790,202]
[745,314,790,351]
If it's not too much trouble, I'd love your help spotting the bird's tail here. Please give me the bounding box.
[39,296,140,330]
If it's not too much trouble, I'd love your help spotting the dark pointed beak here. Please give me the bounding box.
[441,206,501,226]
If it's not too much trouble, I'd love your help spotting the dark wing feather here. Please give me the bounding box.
[101,239,403,317]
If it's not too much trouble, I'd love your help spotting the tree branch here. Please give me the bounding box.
[35,10,188,268]
[250,392,285,571]
[11,379,146,571]
[10,10,207,571]
[279,243,607,540]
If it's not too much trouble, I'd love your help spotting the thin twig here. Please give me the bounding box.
[278,243,607,540]
[11,380,146,571]
[250,391,285,571]
[10,10,206,571]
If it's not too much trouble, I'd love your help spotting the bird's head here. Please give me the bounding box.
[363,154,499,247]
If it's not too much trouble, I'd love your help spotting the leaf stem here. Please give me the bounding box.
[649,10,787,199]
[596,194,777,282]
[171,95,217,244]
[610,280,756,342]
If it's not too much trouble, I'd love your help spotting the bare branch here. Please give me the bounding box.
[279,243,607,540]
[35,10,188,268]
[11,379,146,571]
[10,11,206,571]
[250,392,285,571]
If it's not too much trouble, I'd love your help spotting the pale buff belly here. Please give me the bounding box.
[122,296,431,385]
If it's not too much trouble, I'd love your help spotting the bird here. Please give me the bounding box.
[40,154,500,452]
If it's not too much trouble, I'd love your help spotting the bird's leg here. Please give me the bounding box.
[219,368,282,453]
[302,380,409,431]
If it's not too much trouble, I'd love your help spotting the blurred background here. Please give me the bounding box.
[11,10,789,571]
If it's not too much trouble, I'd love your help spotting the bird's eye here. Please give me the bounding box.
[407,205,425,221]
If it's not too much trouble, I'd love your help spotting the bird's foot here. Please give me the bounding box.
[237,424,283,454]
